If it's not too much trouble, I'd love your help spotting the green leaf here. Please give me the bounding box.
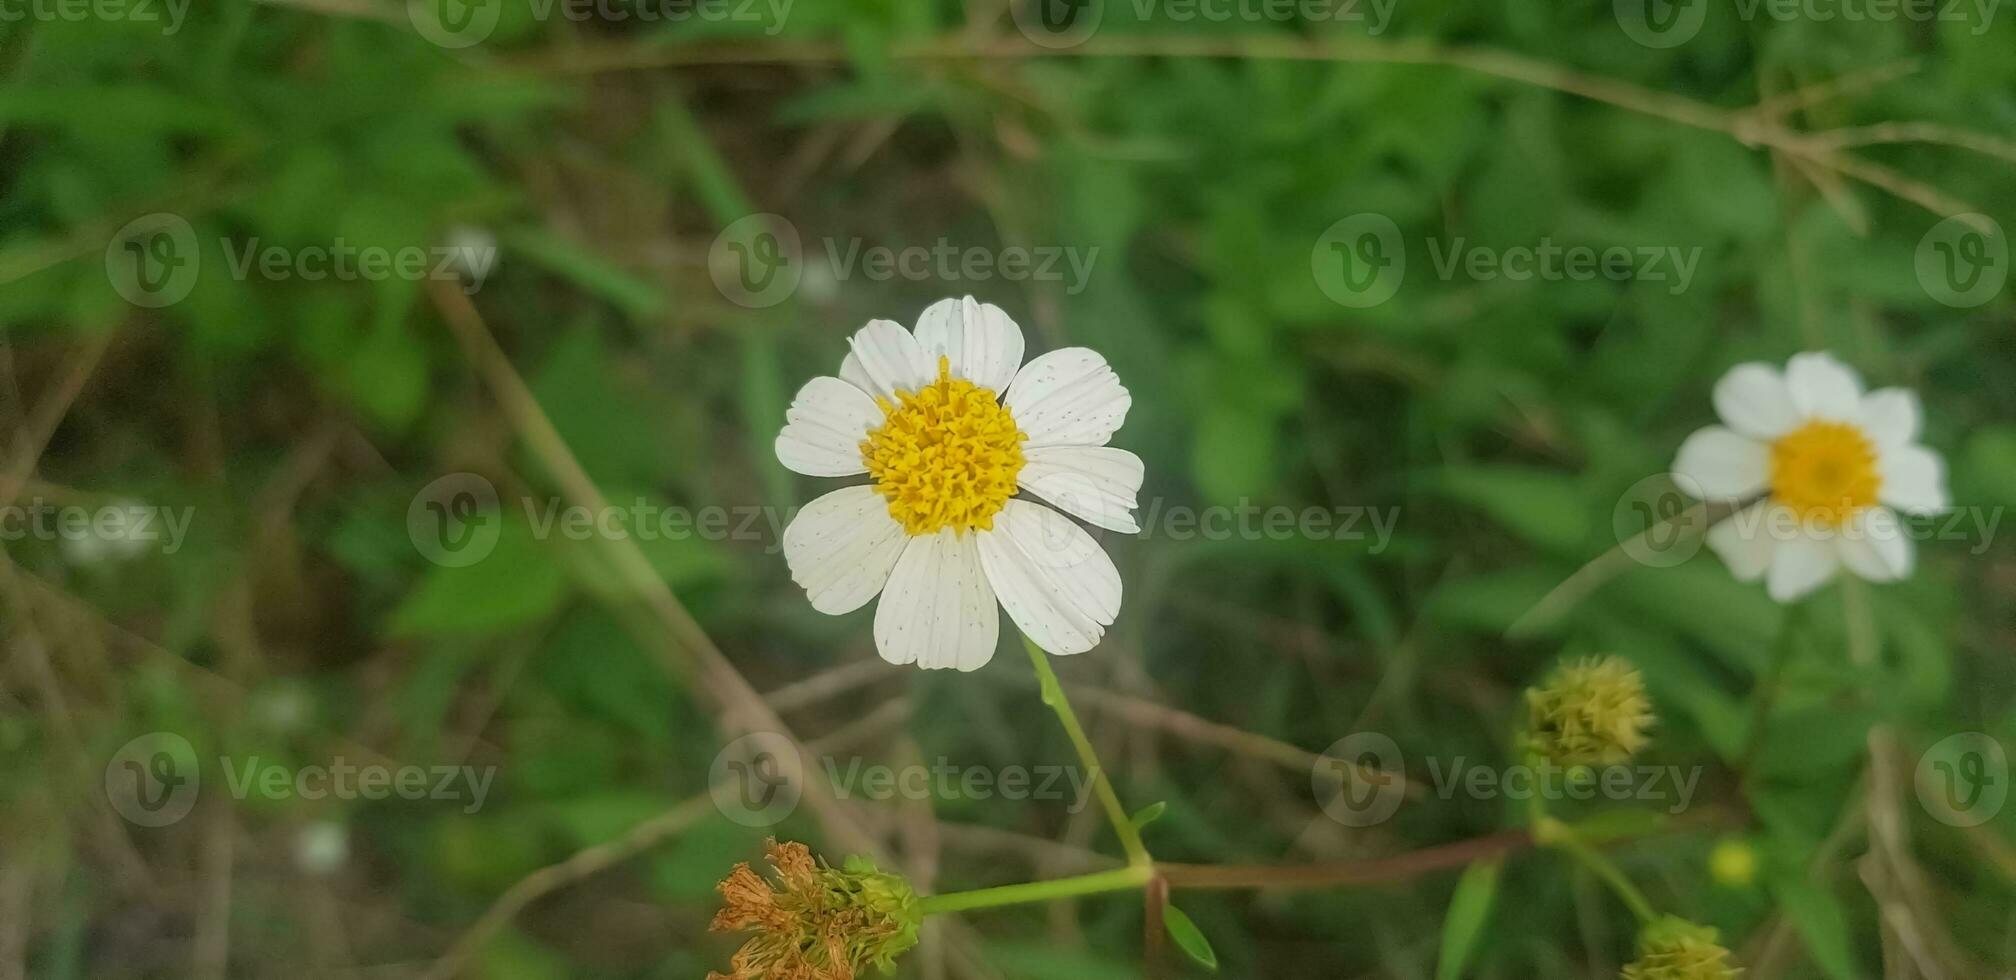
[1436,858,1502,980]
[1162,905,1219,973]
[1771,875,1859,980]
[1129,801,1168,831]
[388,518,568,636]
[1426,465,1592,554]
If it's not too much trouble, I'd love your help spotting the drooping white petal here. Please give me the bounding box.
[1017,446,1144,534]
[839,318,933,401]
[1713,362,1802,440]
[1672,426,1771,501]
[1766,533,1840,603]
[1834,506,1913,583]
[873,528,1000,671]
[1857,388,1922,450]
[911,296,1025,393]
[1706,503,1779,582]
[1878,443,1949,514]
[1785,352,1863,422]
[775,376,882,477]
[976,499,1122,655]
[1003,348,1131,448]
[782,485,907,614]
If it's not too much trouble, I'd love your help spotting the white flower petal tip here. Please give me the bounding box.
[1785,351,1864,422]
[912,296,1026,392]
[1765,534,1840,603]
[1880,444,1949,515]
[775,376,882,477]
[1004,348,1132,448]
[874,530,1000,672]
[1671,426,1769,501]
[1018,446,1144,534]
[840,318,932,400]
[1712,362,1801,440]
[782,485,908,615]
[978,500,1122,656]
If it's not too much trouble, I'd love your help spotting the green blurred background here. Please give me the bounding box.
[2,0,2014,976]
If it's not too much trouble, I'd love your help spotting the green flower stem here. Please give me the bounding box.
[1535,817,1658,925]
[917,865,1155,916]
[1022,634,1153,867]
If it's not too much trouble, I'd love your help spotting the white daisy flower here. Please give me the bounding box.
[775,297,1141,670]
[1672,352,1949,603]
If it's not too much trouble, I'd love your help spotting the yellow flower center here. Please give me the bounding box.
[861,357,1026,536]
[1770,420,1879,526]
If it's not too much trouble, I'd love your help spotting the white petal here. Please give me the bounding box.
[1003,348,1131,448]
[782,485,907,614]
[1857,388,1921,450]
[1835,506,1913,583]
[775,377,881,477]
[1706,502,1779,582]
[1017,446,1144,534]
[1785,352,1863,422]
[1713,362,1801,440]
[1766,533,1840,603]
[873,529,999,671]
[1879,443,1949,514]
[911,296,1025,393]
[976,500,1121,656]
[1672,426,1770,501]
[838,319,933,401]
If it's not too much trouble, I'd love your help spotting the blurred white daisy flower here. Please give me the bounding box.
[775,297,1141,670]
[1672,352,1948,603]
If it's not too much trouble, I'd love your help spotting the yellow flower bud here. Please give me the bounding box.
[1621,917,1740,980]
[1526,656,1655,768]
[1708,838,1757,888]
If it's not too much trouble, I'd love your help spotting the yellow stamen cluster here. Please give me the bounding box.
[1770,420,1879,527]
[709,840,920,980]
[1526,656,1655,768]
[861,357,1025,536]
[1621,917,1741,980]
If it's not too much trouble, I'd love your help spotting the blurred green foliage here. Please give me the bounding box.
[2,0,2013,977]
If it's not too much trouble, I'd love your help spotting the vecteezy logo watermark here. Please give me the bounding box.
[105,735,496,826]
[404,480,1402,565]
[106,732,201,827]
[2,498,195,556]
[1612,474,1713,568]
[1314,215,1704,307]
[711,733,806,827]
[0,0,189,33]
[1011,0,1104,48]
[1915,732,2007,827]
[1314,733,1407,827]
[1613,0,1708,47]
[1313,213,1406,309]
[409,0,791,47]
[708,214,1101,309]
[1916,213,2008,309]
[707,734,1096,827]
[408,473,503,567]
[106,213,200,309]
[1422,758,1702,814]
[105,214,496,308]
[1617,0,1999,46]
[408,0,502,48]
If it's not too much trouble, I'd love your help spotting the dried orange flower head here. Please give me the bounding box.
[709,840,920,980]
[1526,655,1655,768]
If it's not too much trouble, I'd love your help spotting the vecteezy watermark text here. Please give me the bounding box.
[408,474,1402,565]
[708,214,1099,308]
[105,733,495,827]
[0,0,189,32]
[1312,214,1705,308]
[709,733,1096,826]
[1,498,193,555]
[105,213,496,308]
